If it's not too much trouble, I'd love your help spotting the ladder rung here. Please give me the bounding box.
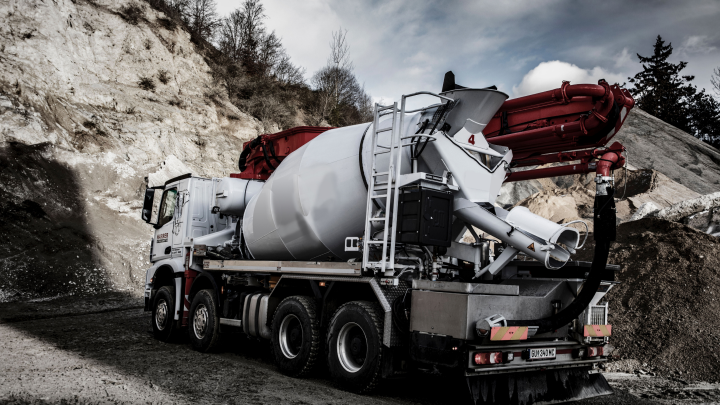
[368,218,386,221]
[375,144,390,149]
[376,127,393,133]
[366,241,386,244]
[374,150,391,155]
[373,171,389,176]
[372,194,388,198]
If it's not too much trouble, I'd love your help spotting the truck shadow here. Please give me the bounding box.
[0,142,111,301]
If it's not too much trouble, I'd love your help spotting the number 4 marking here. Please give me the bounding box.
[468,134,475,145]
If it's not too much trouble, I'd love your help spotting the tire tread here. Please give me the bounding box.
[327,300,384,394]
[272,295,320,377]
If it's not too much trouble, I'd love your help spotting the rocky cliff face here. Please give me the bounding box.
[0,0,261,301]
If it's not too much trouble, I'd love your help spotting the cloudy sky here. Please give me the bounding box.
[216,0,720,107]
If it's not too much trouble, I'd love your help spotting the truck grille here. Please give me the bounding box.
[590,305,607,325]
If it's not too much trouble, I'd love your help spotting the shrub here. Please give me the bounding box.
[157,69,170,84]
[168,97,184,108]
[143,38,153,50]
[138,76,155,92]
[121,4,144,25]
[156,17,176,31]
[82,120,96,129]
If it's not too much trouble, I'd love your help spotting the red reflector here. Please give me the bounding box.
[474,352,502,365]
[587,346,604,357]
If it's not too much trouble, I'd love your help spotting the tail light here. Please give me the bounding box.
[474,352,513,365]
[573,345,613,358]
[587,346,603,357]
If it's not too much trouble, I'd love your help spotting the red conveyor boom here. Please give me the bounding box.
[484,80,634,181]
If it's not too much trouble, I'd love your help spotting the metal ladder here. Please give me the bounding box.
[361,102,404,276]
[361,92,456,277]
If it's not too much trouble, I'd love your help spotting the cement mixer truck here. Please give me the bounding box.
[141,72,634,404]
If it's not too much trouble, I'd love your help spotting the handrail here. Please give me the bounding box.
[402,91,455,103]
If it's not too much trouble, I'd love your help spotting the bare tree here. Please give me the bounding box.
[273,54,305,86]
[217,9,244,61]
[329,29,352,111]
[712,67,720,97]
[217,0,304,84]
[311,28,372,126]
[166,0,189,15]
[186,0,219,41]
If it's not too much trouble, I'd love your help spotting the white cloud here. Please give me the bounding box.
[512,61,626,97]
[679,35,717,55]
[613,47,634,69]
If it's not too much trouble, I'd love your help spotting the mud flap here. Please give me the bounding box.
[466,367,612,405]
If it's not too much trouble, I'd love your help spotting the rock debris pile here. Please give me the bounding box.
[576,218,720,382]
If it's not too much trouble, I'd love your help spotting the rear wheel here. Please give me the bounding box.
[271,296,320,377]
[188,289,220,352]
[327,301,384,393]
[152,285,177,342]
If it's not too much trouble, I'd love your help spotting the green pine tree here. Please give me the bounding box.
[688,89,720,148]
[628,35,696,132]
[629,35,720,148]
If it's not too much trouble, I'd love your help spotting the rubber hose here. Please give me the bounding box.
[506,241,610,333]
[506,187,615,334]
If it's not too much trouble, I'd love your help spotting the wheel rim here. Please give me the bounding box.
[337,322,367,373]
[155,299,168,331]
[193,304,208,340]
[279,314,303,359]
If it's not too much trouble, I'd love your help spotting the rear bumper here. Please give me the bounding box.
[466,340,609,376]
[466,358,606,376]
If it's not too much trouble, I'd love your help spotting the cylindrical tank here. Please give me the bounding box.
[242,89,509,261]
[242,123,371,261]
[214,178,264,216]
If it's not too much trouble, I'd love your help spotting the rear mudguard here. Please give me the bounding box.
[467,367,612,405]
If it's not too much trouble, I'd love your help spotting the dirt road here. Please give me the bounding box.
[0,294,717,405]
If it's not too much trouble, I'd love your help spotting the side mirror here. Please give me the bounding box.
[141,188,163,224]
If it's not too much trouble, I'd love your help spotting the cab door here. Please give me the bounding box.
[152,187,178,261]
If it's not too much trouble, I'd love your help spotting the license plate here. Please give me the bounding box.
[528,347,556,360]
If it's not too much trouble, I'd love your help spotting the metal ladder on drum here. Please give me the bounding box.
[361,102,403,276]
[360,92,456,277]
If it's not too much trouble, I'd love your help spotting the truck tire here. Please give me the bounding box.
[152,285,177,342]
[188,289,220,352]
[271,296,320,377]
[326,301,384,394]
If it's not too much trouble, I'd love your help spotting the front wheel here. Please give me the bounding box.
[326,301,384,394]
[188,289,220,352]
[152,285,177,342]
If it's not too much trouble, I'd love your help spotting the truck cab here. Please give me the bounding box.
[141,174,231,325]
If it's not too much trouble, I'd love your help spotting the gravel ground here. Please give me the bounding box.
[2,294,719,404]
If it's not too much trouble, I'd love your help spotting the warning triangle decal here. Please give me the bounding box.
[527,243,535,252]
